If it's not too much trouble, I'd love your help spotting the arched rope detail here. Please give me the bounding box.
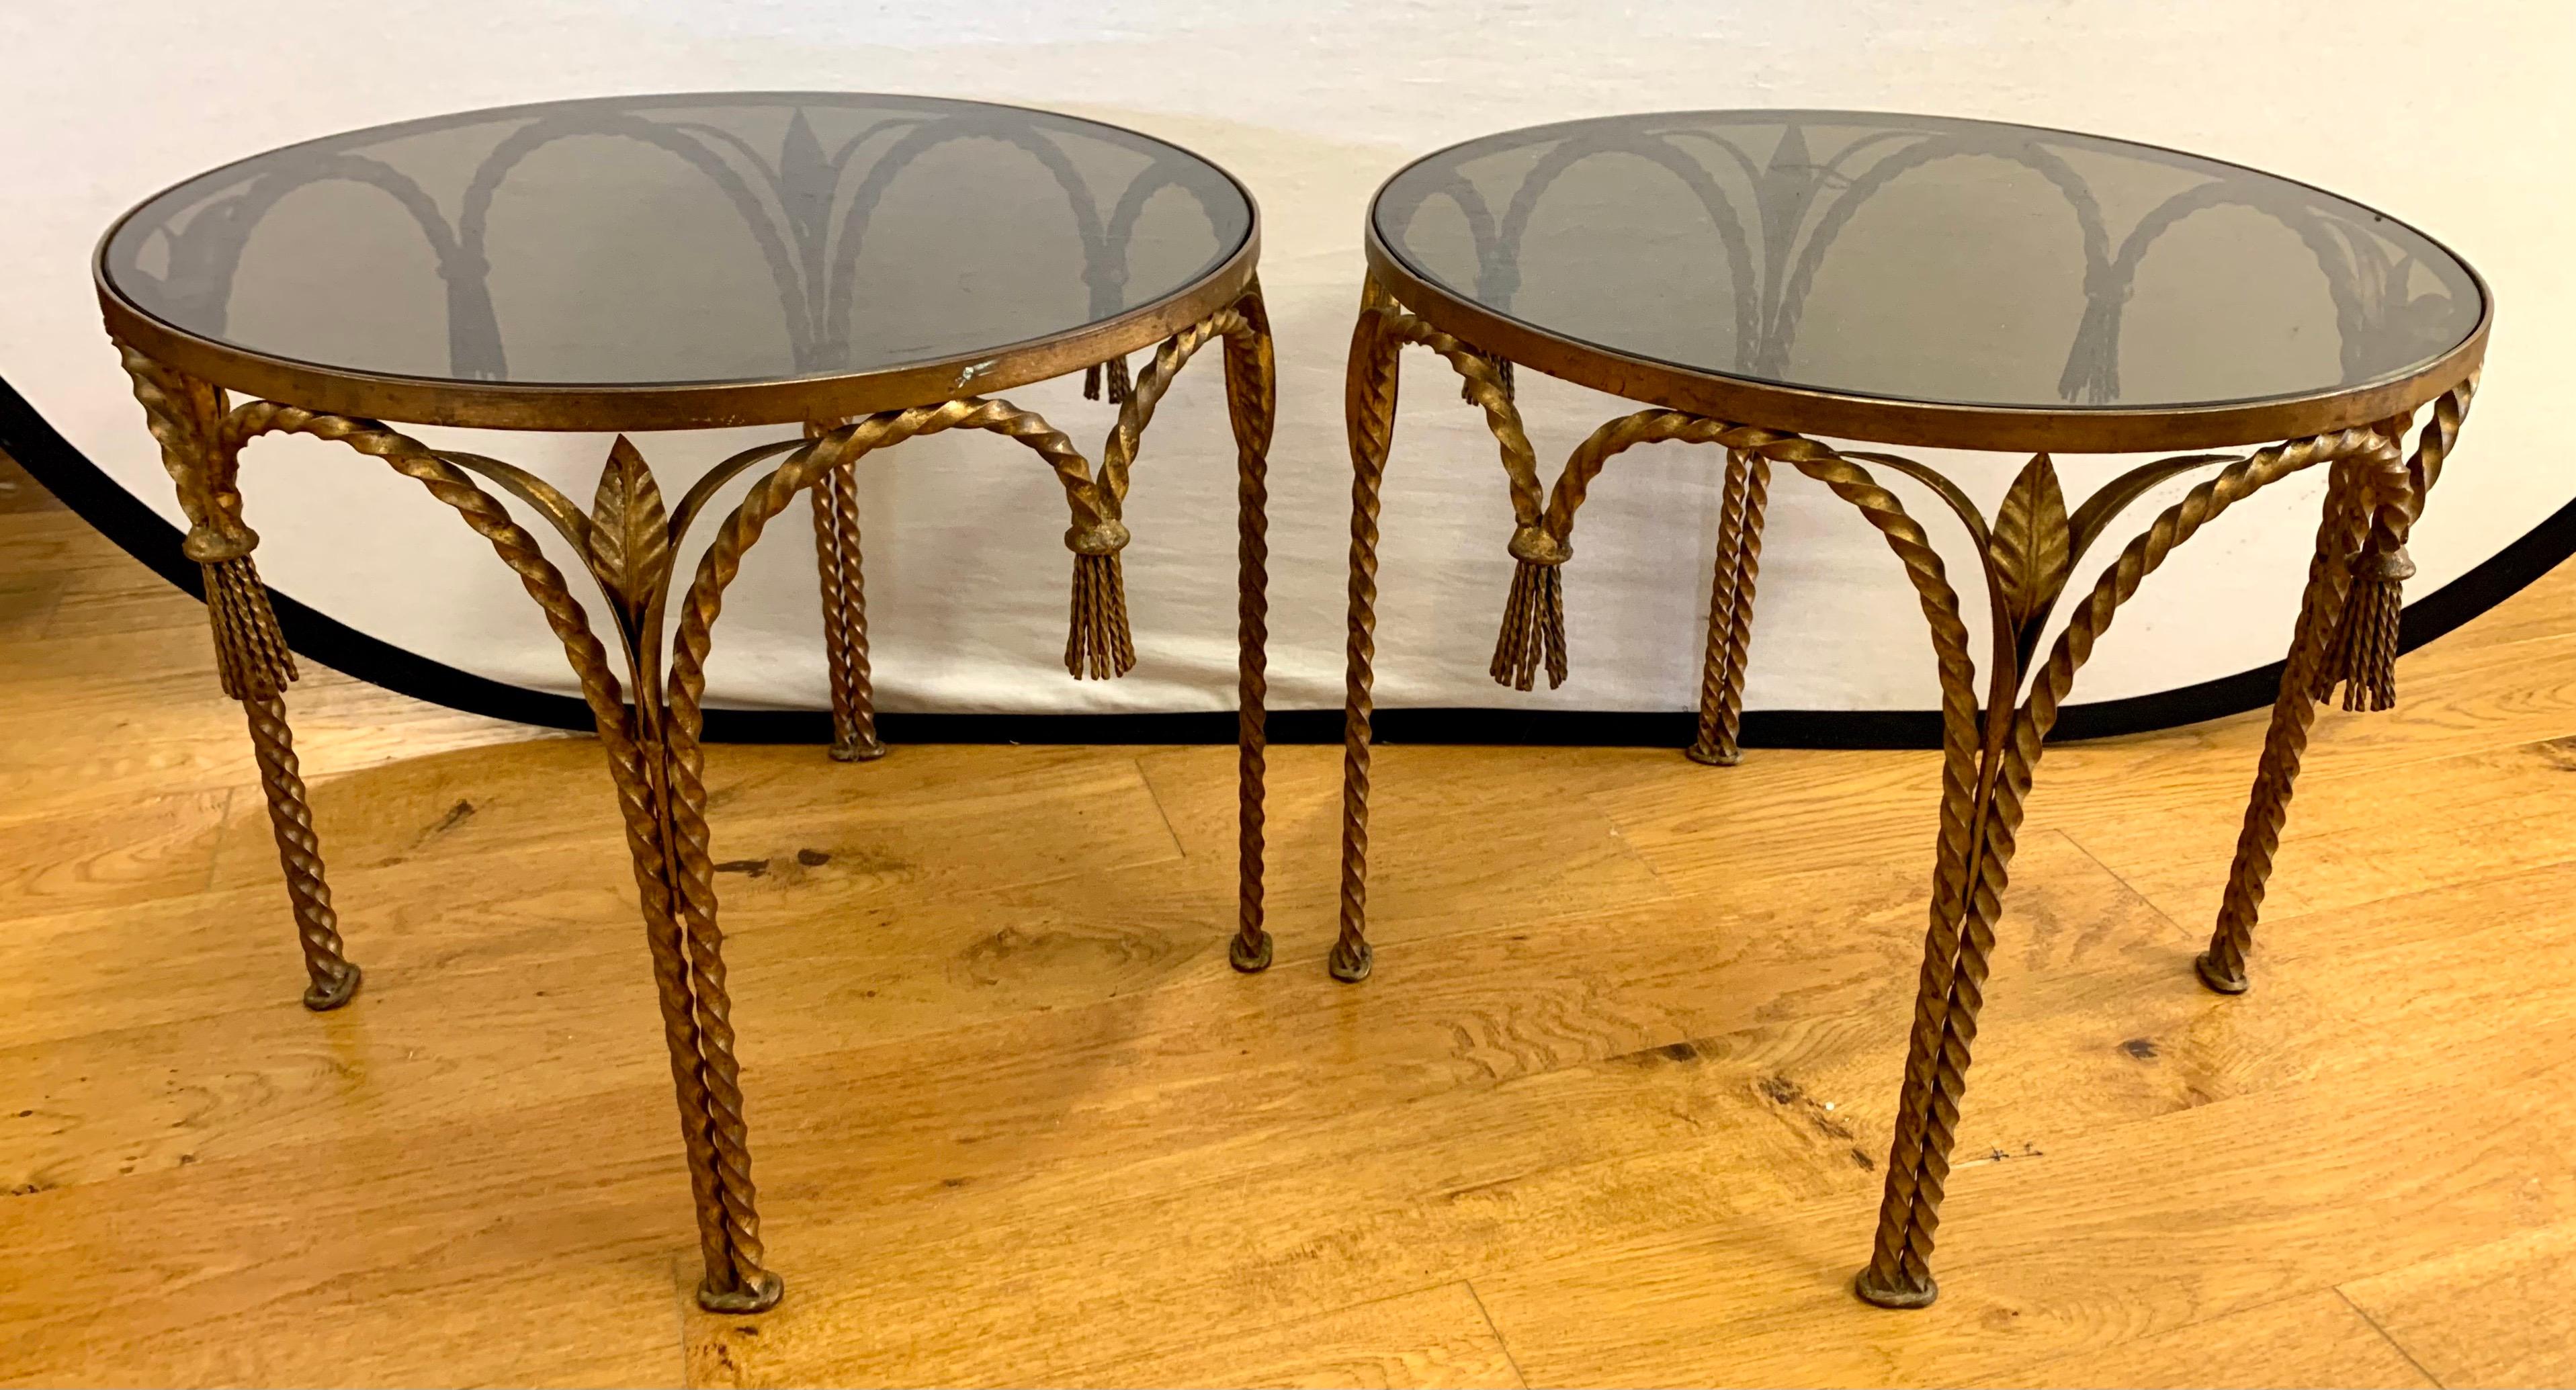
[1533,408,1994,1274]
[1865,423,2406,1297]
[1356,305,1553,687]
[201,398,767,1301]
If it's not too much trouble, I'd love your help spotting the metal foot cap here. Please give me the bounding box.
[828,740,887,764]
[1853,1266,1937,1309]
[1229,930,1274,973]
[2194,951,2250,996]
[697,1270,785,1314]
[1328,939,1373,984]
[302,963,362,1012]
[1685,742,1742,767]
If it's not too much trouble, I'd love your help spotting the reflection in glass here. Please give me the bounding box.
[104,94,1253,386]
[1375,112,2479,412]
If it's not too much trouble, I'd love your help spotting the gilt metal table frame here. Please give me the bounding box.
[95,103,1278,1315]
[1332,126,2490,1310]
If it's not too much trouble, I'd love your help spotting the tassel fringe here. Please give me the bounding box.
[203,555,297,699]
[1066,551,1137,679]
[1082,357,1133,404]
[1489,558,1568,691]
[2313,548,2411,712]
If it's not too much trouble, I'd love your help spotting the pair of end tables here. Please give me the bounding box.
[93,95,2488,1315]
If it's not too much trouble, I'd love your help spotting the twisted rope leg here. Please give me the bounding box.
[808,458,884,763]
[657,398,1095,1309]
[1226,288,1278,973]
[1855,427,2401,1308]
[1332,294,1404,983]
[2196,471,2367,993]
[2194,384,2470,992]
[116,349,361,1012]
[244,691,361,1010]
[1688,449,1773,766]
[198,400,775,1311]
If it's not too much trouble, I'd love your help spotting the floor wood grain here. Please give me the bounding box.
[4,446,2573,1387]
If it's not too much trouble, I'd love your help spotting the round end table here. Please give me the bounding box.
[95,92,1280,1313]
[1332,109,2489,1309]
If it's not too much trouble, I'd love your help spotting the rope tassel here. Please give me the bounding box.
[1489,527,1570,691]
[2315,547,2411,711]
[1064,522,1136,680]
[202,554,297,700]
[1082,356,1133,404]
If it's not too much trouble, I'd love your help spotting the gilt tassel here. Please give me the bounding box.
[2315,547,2411,712]
[1065,551,1137,679]
[1083,356,1133,404]
[1490,559,1568,691]
[202,554,297,700]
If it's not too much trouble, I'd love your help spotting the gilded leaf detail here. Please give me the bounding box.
[587,435,671,627]
[1987,451,2070,637]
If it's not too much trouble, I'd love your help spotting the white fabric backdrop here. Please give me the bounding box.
[3,1,2567,718]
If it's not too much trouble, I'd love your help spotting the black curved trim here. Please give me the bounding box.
[10,372,2570,750]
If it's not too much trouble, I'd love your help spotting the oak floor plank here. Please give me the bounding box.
[1976,1289,2433,1390]
[883,1282,1522,1390]
[2341,1219,2576,1389]
[1471,1048,2576,1387]
[1465,863,2576,1387]
[40,557,212,640]
[0,787,228,918]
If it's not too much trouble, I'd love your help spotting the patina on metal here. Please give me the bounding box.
[97,93,1276,1316]
[1338,108,2490,1310]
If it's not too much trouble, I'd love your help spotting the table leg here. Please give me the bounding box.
[1332,286,1404,984]
[1688,448,1772,767]
[808,457,884,763]
[1850,421,2434,1308]
[2196,470,2368,994]
[243,691,363,1010]
[2198,391,2471,994]
[1330,279,1540,982]
[1226,285,1278,973]
[117,349,362,1011]
[115,374,789,1311]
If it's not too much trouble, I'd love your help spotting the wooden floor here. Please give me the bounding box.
[5,444,2575,1389]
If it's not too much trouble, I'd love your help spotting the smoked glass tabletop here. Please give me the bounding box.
[99,93,1254,388]
[1372,111,2483,413]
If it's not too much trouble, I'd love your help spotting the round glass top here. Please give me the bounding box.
[99,93,1254,393]
[1373,110,2483,417]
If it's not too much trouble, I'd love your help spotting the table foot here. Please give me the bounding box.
[302,963,363,1011]
[1853,1266,1937,1309]
[1684,742,1742,767]
[1328,937,1373,983]
[1229,930,1274,973]
[697,1270,785,1314]
[2194,951,2251,995]
[827,738,887,763]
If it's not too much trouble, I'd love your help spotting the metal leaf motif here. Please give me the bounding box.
[1987,451,2070,639]
[587,435,671,626]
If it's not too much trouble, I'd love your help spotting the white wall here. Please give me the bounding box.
[3,1,2566,719]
